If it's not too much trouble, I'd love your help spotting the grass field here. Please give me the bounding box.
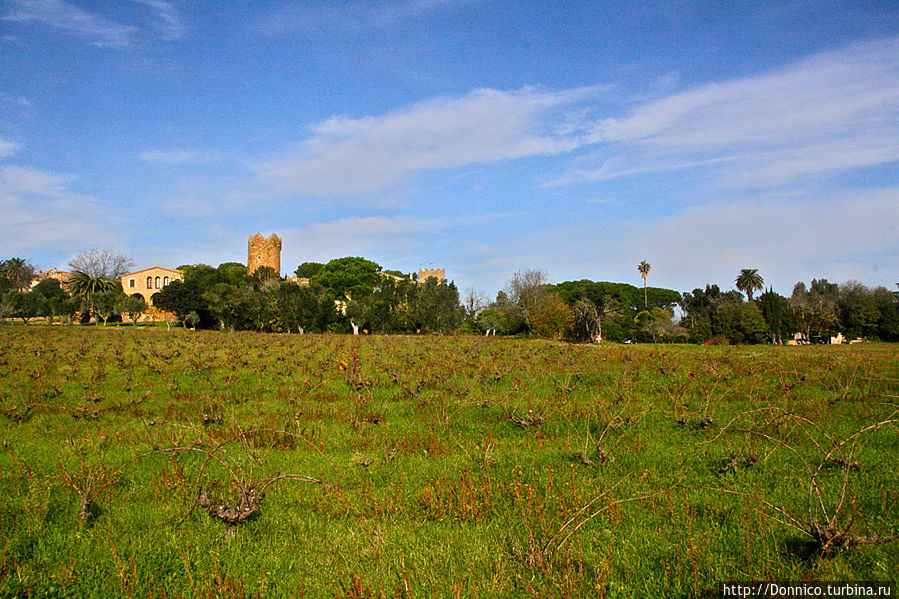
[0,326,896,598]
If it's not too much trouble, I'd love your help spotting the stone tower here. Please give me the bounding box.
[248,233,282,275]
[418,268,445,284]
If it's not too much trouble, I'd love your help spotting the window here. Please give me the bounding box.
[155,277,161,289]
[129,279,135,288]
[147,276,153,289]
[163,276,169,286]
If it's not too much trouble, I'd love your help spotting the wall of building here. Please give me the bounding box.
[121,267,183,306]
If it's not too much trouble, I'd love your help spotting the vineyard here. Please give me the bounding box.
[0,326,896,597]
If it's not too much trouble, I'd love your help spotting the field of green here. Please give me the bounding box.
[0,326,896,597]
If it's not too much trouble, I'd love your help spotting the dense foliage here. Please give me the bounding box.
[154,258,463,334]
[681,280,899,344]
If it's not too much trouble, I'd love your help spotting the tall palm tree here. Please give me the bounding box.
[735,268,764,301]
[637,260,651,308]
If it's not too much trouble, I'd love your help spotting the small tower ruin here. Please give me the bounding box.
[248,233,282,275]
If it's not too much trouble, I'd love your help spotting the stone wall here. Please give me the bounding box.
[248,233,282,275]
[418,268,446,284]
[121,266,183,306]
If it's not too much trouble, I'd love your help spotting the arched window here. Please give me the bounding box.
[163,276,169,286]
[155,276,161,289]
[147,276,153,289]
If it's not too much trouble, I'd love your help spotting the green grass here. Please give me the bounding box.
[0,326,896,597]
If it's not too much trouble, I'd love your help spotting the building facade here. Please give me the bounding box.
[121,266,183,306]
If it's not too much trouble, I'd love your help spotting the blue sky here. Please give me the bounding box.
[2,0,898,297]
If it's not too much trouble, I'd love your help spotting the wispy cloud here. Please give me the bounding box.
[257,0,477,36]
[0,165,113,253]
[134,0,185,41]
[140,149,220,165]
[3,0,137,47]
[454,185,899,296]
[3,0,184,47]
[0,138,18,160]
[632,186,899,291]
[372,0,475,25]
[284,216,424,261]
[259,86,602,196]
[561,36,899,189]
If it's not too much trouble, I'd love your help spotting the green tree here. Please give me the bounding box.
[838,281,880,339]
[67,271,119,321]
[91,289,123,326]
[872,286,899,341]
[251,266,280,289]
[529,290,573,338]
[1,291,45,324]
[275,282,324,334]
[735,268,764,301]
[117,294,148,325]
[0,258,37,292]
[476,306,508,336]
[32,278,69,323]
[154,279,213,327]
[294,262,324,279]
[717,301,768,344]
[312,257,382,300]
[406,278,463,334]
[758,288,789,343]
[637,260,651,308]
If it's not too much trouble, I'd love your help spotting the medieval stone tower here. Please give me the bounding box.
[248,233,282,275]
[418,268,446,283]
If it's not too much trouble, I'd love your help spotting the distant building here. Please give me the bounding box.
[121,266,183,307]
[418,268,445,284]
[285,275,310,286]
[248,233,281,275]
[30,268,73,290]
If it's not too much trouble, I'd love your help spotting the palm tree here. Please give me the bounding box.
[735,268,764,302]
[637,260,651,308]
[66,271,119,320]
[0,257,36,291]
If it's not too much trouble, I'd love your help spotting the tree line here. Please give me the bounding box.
[1,254,897,343]
[152,257,462,334]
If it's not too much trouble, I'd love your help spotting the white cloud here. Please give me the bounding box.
[373,0,475,24]
[564,36,899,189]
[140,149,219,165]
[0,138,18,160]
[258,0,476,35]
[448,185,899,296]
[3,0,185,47]
[0,165,114,253]
[259,86,601,196]
[134,0,185,41]
[3,0,137,47]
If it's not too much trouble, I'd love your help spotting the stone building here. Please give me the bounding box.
[418,268,446,284]
[121,266,183,306]
[30,268,72,290]
[248,233,281,275]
